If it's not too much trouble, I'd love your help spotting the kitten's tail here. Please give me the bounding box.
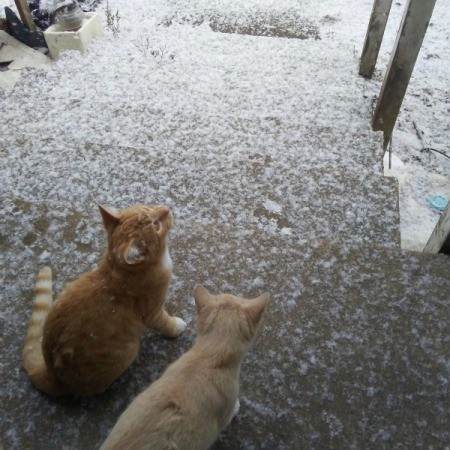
[22,267,65,396]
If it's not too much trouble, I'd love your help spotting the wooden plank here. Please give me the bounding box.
[14,0,36,31]
[424,202,450,254]
[372,0,436,148]
[359,0,393,79]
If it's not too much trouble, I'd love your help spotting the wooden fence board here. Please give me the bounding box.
[424,202,450,254]
[14,0,36,31]
[371,0,436,148]
[359,0,393,79]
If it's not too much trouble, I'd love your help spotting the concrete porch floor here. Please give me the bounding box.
[2,180,449,449]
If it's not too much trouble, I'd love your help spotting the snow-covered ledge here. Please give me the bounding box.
[44,12,103,60]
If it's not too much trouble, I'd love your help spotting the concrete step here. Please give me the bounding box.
[198,231,450,449]
[3,140,400,254]
[173,225,450,449]
[111,114,386,175]
[2,222,448,449]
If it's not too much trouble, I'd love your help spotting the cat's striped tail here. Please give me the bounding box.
[22,267,65,396]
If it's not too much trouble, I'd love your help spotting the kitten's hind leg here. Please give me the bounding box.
[147,309,186,338]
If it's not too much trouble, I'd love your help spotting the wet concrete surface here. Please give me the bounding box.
[1,220,449,449]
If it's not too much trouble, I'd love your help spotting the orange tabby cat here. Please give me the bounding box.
[101,284,269,450]
[22,204,186,397]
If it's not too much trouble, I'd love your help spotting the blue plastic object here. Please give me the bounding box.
[428,195,448,212]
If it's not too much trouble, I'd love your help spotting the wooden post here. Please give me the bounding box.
[14,0,36,31]
[359,0,393,79]
[372,0,436,149]
[424,202,450,254]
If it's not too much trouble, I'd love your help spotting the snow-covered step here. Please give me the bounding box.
[112,113,385,175]
[209,238,450,449]
[2,19,383,174]
[166,166,401,249]
[172,225,450,449]
[3,220,449,449]
[3,140,400,252]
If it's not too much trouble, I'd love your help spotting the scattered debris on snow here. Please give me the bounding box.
[384,150,450,251]
[0,30,51,92]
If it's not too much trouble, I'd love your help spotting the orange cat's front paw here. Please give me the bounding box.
[170,317,187,337]
[150,311,187,337]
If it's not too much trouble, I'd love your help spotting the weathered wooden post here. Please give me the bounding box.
[359,0,393,79]
[13,0,36,31]
[424,202,450,255]
[371,0,437,149]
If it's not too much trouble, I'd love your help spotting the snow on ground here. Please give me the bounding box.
[0,2,447,329]
[1,0,448,251]
[0,1,449,447]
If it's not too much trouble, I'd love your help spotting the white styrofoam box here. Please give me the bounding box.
[44,12,103,59]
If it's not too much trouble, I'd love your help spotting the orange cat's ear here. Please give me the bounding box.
[245,293,270,325]
[99,205,120,232]
[155,207,172,235]
[193,284,211,310]
[124,242,145,265]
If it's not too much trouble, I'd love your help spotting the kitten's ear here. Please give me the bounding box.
[194,284,211,310]
[99,205,120,232]
[157,207,171,221]
[155,207,172,235]
[246,293,270,326]
[124,241,145,265]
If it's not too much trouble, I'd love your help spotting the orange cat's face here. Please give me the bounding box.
[99,204,173,267]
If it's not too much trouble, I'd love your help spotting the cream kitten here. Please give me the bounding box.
[22,204,186,397]
[101,284,269,450]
